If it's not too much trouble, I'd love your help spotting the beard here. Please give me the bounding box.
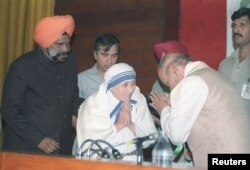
[51,53,69,63]
[47,48,69,63]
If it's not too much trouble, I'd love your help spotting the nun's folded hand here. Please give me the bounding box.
[115,100,132,131]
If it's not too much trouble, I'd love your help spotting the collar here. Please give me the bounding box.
[37,47,59,67]
[184,61,209,77]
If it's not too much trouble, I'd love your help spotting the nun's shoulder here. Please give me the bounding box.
[134,86,147,101]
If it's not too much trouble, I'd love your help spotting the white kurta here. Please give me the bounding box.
[76,83,157,161]
[160,62,209,145]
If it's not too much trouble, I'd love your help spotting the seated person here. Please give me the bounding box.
[72,33,120,155]
[76,63,158,162]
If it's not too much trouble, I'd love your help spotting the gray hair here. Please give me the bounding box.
[158,54,192,68]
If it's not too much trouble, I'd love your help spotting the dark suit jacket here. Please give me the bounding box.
[1,47,80,155]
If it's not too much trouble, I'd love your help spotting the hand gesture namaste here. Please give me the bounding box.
[115,96,136,134]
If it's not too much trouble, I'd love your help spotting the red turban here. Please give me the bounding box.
[154,40,188,60]
[34,15,75,48]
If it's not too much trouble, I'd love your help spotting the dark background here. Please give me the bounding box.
[55,0,180,95]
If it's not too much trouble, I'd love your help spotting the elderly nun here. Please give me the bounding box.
[76,63,157,162]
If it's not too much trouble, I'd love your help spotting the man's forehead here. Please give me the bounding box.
[164,53,184,62]
[98,45,118,53]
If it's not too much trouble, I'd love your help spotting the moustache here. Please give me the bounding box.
[233,33,242,38]
[56,52,69,56]
[52,52,70,63]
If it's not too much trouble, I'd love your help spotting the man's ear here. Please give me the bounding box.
[93,51,97,60]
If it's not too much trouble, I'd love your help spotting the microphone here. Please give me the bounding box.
[132,133,157,165]
[132,133,157,144]
[122,133,157,145]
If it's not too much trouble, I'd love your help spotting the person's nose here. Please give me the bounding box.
[61,44,70,52]
[233,25,240,33]
[107,55,113,63]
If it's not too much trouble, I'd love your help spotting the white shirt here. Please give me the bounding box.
[160,62,209,145]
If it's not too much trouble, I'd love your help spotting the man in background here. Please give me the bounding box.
[73,33,120,155]
[78,33,120,100]
[0,15,80,155]
[218,7,250,113]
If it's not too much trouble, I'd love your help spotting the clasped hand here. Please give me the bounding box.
[115,99,133,132]
[149,91,170,115]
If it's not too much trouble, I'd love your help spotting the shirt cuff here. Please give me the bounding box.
[160,106,171,125]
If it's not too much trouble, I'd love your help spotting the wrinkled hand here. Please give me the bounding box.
[115,100,136,135]
[38,137,60,154]
[115,100,132,131]
[149,91,170,115]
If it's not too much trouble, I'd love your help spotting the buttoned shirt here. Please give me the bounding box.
[1,47,80,155]
[218,48,250,113]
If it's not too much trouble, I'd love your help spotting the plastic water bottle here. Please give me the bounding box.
[152,131,173,167]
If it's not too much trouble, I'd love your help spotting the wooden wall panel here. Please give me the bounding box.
[55,0,179,94]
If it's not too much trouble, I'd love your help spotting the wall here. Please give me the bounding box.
[55,0,227,93]
[55,0,179,94]
[179,0,227,69]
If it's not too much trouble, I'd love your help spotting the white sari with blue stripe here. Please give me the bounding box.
[76,83,157,162]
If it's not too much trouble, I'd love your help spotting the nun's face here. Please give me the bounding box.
[111,80,136,102]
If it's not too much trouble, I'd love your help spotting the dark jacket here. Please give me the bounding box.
[1,47,80,155]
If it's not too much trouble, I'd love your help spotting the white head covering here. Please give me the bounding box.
[104,63,137,124]
[104,63,136,91]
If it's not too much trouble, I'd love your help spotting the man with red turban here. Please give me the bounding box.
[148,40,193,167]
[1,15,81,155]
[151,40,190,93]
[149,40,250,167]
